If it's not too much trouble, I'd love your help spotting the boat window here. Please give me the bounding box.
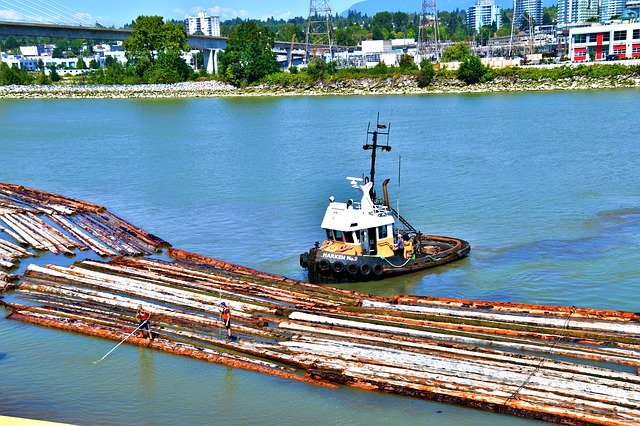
[344,231,354,243]
[334,230,344,241]
[378,225,388,239]
[325,229,332,240]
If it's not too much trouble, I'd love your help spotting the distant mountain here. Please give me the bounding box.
[340,0,557,16]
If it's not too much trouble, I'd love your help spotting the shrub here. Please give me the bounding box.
[457,55,488,84]
[417,59,434,87]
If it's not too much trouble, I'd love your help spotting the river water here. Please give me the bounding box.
[1,90,639,425]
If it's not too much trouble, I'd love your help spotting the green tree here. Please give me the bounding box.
[0,62,34,85]
[48,65,61,82]
[441,42,472,62]
[123,15,188,68]
[457,55,488,84]
[417,58,435,87]
[76,57,87,69]
[399,54,417,70]
[218,21,279,86]
[478,25,492,46]
[144,50,192,83]
[89,59,99,69]
[4,35,20,51]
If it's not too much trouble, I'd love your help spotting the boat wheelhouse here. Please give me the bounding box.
[299,116,470,283]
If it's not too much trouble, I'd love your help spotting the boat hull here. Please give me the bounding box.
[300,235,470,284]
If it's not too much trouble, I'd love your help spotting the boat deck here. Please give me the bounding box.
[2,183,640,425]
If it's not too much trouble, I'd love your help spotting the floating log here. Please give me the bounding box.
[4,184,640,424]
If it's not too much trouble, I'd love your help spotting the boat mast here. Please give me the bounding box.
[363,113,391,191]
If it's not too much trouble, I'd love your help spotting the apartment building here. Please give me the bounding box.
[468,0,502,32]
[184,12,221,37]
[558,0,600,26]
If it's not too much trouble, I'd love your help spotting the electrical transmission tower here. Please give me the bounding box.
[305,0,333,62]
[417,0,440,61]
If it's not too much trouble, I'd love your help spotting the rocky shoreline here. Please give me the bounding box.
[1,75,639,99]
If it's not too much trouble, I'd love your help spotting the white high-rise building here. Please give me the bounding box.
[514,0,543,27]
[468,0,502,32]
[558,0,599,26]
[185,12,220,37]
[601,0,626,22]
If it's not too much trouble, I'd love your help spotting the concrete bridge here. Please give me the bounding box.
[0,21,322,73]
[0,20,227,73]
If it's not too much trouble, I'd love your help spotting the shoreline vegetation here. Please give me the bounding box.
[1,73,639,99]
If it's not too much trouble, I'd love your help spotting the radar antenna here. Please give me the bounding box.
[363,113,391,190]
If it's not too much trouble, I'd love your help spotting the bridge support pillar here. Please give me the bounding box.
[205,49,219,75]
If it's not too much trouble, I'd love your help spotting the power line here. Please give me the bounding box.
[13,0,80,25]
[0,0,51,24]
[41,0,94,25]
[0,0,95,26]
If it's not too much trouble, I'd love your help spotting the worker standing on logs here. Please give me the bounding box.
[220,302,232,339]
[135,305,153,340]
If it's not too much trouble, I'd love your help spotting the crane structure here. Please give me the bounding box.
[305,0,333,62]
[417,0,440,61]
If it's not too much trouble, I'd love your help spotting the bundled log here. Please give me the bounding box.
[0,183,170,260]
[6,255,640,425]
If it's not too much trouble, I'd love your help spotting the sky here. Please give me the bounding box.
[0,1,358,27]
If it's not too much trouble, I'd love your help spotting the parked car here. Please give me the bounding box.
[606,54,618,61]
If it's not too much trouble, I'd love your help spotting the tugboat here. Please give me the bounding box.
[299,116,470,284]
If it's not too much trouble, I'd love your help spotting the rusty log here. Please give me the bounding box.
[5,309,334,387]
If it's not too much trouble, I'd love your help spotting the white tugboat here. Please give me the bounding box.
[299,116,470,284]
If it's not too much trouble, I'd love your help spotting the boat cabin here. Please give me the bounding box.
[319,179,396,257]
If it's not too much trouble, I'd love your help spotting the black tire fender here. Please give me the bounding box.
[332,261,344,273]
[346,263,358,275]
[318,259,331,271]
[372,263,384,276]
[360,264,371,276]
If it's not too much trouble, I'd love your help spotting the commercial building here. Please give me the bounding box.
[184,12,220,37]
[569,21,640,61]
[468,0,502,32]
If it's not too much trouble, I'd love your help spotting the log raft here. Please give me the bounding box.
[3,254,640,425]
[0,183,170,262]
[2,184,640,424]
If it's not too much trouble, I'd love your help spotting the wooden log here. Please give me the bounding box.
[5,309,332,386]
[392,295,640,322]
[363,300,640,335]
[287,312,640,367]
[10,213,75,256]
[0,183,105,214]
[0,224,29,246]
[49,214,116,256]
[0,214,48,250]
[278,322,640,384]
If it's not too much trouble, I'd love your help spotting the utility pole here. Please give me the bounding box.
[418,0,440,62]
[305,0,333,63]
[508,0,517,57]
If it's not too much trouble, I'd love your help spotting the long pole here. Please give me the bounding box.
[96,320,147,363]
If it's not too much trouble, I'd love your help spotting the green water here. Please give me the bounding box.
[1,90,639,424]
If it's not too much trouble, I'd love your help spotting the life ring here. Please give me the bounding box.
[299,253,308,268]
[346,263,358,275]
[332,261,344,273]
[360,264,371,276]
[318,259,331,271]
[372,264,384,276]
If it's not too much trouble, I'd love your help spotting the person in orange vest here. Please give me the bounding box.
[135,305,153,340]
[220,302,232,339]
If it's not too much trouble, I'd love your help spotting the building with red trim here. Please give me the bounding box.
[569,22,640,61]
